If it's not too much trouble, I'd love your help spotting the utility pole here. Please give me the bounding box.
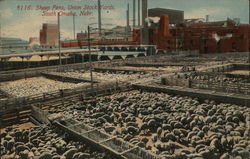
[138,0,140,26]
[176,26,179,54]
[88,25,93,89]
[73,13,76,39]
[126,3,130,40]
[0,14,2,46]
[57,12,62,69]
[98,0,102,36]
[249,0,250,63]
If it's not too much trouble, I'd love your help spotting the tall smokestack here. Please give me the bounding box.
[138,0,140,26]
[127,3,130,38]
[206,15,209,22]
[133,0,136,28]
[142,0,148,27]
[98,0,102,36]
[141,0,148,45]
[73,14,76,40]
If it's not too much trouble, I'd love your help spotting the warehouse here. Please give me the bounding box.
[133,16,249,53]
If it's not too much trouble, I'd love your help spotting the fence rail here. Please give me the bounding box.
[31,106,159,159]
[190,79,250,95]
[0,81,129,110]
[161,76,250,95]
[0,81,132,128]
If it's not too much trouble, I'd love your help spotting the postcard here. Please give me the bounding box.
[0,1,249,159]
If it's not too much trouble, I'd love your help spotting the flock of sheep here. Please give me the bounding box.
[0,54,249,159]
[0,77,89,98]
[47,91,250,159]
[0,125,113,159]
[49,70,147,83]
[2,91,249,159]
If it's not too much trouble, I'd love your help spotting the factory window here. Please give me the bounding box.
[190,40,194,46]
[178,41,181,47]
[232,42,236,51]
[204,40,207,45]
[217,41,221,53]
[204,47,208,53]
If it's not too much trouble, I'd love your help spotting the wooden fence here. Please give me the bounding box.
[0,53,191,81]
[0,81,132,128]
[161,76,250,95]
[190,79,250,95]
[31,106,159,159]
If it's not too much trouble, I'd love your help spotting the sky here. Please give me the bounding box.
[0,0,249,41]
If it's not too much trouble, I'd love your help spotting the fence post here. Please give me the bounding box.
[16,104,20,125]
[43,93,46,101]
[81,94,84,101]
[116,80,118,90]
[187,79,191,88]
[237,81,240,94]
[109,88,112,94]
[220,80,223,92]
[60,89,64,97]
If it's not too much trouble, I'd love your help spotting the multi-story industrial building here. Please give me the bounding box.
[148,8,184,24]
[133,15,249,53]
[40,24,58,46]
[61,26,133,48]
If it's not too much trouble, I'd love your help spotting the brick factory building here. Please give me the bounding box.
[40,24,58,46]
[148,8,184,24]
[61,27,134,48]
[133,15,249,53]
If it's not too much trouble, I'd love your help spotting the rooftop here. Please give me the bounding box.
[149,8,184,13]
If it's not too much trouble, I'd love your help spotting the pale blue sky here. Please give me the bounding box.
[0,0,249,40]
